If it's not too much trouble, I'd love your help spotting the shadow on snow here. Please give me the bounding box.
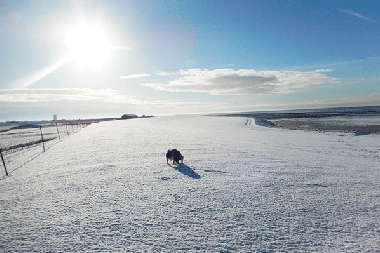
[169,163,201,179]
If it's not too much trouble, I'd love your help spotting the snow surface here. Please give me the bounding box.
[1,123,81,149]
[1,115,380,252]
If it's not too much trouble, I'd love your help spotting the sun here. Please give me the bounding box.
[66,24,111,68]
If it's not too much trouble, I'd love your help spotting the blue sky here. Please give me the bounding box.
[1,0,379,121]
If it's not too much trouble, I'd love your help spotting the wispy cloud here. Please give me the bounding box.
[119,73,151,79]
[0,88,117,102]
[143,68,340,95]
[305,91,380,108]
[155,71,174,77]
[112,45,134,51]
[338,8,379,23]
[0,88,222,109]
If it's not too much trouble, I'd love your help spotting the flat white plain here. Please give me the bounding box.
[1,115,379,252]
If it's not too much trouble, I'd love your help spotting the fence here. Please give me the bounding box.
[0,121,92,176]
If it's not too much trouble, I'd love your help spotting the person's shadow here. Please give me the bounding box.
[170,163,201,179]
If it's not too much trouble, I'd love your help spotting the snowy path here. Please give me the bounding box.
[1,115,379,252]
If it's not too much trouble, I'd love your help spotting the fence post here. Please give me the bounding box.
[0,148,8,176]
[39,126,45,152]
[56,123,60,141]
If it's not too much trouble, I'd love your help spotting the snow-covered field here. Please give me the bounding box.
[1,115,379,252]
[0,123,82,149]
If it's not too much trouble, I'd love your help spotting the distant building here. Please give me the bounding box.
[53,114,57,121]
[121,114,137,119]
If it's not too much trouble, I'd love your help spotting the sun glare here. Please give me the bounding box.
[66,24,111,68]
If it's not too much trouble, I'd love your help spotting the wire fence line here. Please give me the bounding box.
[0,121,93,176]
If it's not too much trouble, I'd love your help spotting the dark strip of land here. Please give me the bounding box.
[216,106,380,134]
[271,119,380,134]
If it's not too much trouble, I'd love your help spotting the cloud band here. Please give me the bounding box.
[143,68,340,95]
